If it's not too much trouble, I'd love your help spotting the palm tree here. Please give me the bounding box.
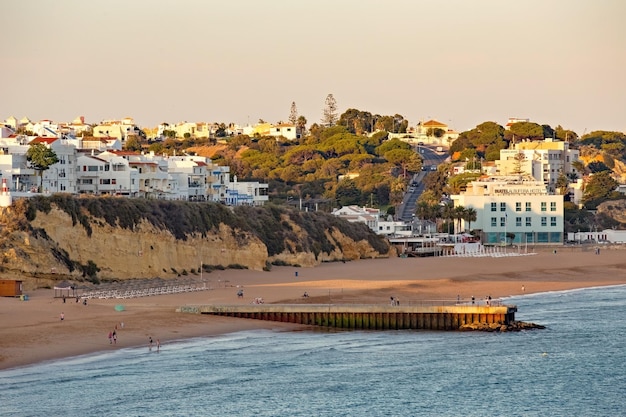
[441,202,455,235]
[454,206,466,234]
[463,207,477,232]
[415,201,441,234]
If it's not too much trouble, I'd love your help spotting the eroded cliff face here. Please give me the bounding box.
[0,202,393,287]
[29,207,270,279]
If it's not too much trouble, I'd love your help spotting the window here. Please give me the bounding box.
[541,202,547,212]
[525,202,531,212]
[490,202,497,212]
[526,217,532,226]
[500,217,506,227]
[516,202,521,212]
[550,202,556,211]
[541,217,547,226]
[550,216,557,226]
[500,202,506,211]
[516,217,522,227]
[491,217,497,227]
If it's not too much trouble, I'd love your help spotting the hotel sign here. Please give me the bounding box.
[494,188,546,195]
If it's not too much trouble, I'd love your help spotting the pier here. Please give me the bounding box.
[178,304,517,331]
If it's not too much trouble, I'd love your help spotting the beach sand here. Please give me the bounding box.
[2,246,626,370]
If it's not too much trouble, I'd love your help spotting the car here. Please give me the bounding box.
[408,187,415,192]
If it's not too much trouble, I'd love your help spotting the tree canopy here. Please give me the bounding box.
[26,143,59,192]
[582,171,620,209]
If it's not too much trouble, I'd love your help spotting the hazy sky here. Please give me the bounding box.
[2,0,625,135]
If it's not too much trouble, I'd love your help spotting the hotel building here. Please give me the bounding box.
[452,177,563,245]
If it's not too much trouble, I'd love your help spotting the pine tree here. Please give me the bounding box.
[322,94,338,127]
[289,102,298,125]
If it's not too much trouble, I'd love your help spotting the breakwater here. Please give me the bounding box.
[178,304,518,331]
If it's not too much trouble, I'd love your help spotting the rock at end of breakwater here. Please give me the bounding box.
[459,321,546,332]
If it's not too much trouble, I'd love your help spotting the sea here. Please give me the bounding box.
[1,285,625,417]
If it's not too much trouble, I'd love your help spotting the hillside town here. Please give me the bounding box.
[2,114,625,249]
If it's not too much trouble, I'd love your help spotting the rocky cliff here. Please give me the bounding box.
[0,196,394,289]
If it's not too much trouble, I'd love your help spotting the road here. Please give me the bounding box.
[397,145,448,221]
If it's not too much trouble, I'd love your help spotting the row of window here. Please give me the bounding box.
[79,178,119,185]
[490,216,558,227]
[490,202,557,212]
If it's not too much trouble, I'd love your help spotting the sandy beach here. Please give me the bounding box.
[2,246,626,371]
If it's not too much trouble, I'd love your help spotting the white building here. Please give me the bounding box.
[567,230,626,244]
[0,135,37,193]
[269,123,298,140]
[452,177,564,245]
[227,176,268,206]
[496,139,580,191]
[167,155,212,201]
[331,206,381,233]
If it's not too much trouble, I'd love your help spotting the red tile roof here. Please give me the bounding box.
[29,137,57,145]
[422,120,447,127]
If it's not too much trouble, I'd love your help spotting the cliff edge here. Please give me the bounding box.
[0,196,394,289]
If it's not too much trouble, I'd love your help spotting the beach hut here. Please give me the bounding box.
[0,279,23,297]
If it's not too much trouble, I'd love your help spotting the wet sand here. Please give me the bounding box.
[2,247,625,370]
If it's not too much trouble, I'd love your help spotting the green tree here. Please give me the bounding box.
[572,160,587,178]
[441,202,455,234]
[322,94,338,127]
[463,207,477,232]
[415,200,440,223]
[375,138,411,156]
[289,101,298,125]
[427,128,446,138]
[582,171,619,209]
[507,122,544,141]
[454,205,466,234]
[384,149,422,178]
[296,115,307,136]
[124,135,142,152]
[336,179,361,206]
[26,143,59,192]
[587,161,610,173]
[555,173,570,196]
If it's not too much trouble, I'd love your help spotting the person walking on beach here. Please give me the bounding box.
[112,330,117,344]
[60,312,64,321]
[108,331,113,344]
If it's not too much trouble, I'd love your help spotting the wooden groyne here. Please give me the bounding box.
[178,304,518,331]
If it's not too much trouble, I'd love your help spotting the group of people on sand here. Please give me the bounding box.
[390,296,400,306]
[107,322,124,345]
[148,336,160,351]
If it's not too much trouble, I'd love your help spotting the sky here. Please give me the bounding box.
[2,0,625,136]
